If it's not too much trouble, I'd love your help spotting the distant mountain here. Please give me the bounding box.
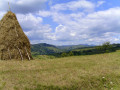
[31,43,61,55]
[57,44,93,51]
[31,43,94,55]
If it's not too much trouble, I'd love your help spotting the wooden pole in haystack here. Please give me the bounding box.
[8,2,11,11]
[17,46,23,61]
[8,48,11,60]
[25,46,31,60]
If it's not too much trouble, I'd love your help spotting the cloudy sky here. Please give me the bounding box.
[0,0,120,45]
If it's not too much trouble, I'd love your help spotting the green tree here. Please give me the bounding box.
[61,53,67,57]
[102,42,112,53]
[68,51,74,56]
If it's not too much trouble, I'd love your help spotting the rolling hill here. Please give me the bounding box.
[31,43,61,55]
[57,44,93,51]
[31,43,93,55]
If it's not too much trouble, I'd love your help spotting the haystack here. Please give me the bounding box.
[0,11,33,60]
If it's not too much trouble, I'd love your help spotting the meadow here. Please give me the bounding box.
[0,50,120,90]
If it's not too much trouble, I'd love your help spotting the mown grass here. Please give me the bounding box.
[0,50,120,90]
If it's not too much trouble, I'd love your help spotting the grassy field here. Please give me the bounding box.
[0,51,120,90]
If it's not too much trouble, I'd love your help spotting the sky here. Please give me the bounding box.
[0,0,120,45]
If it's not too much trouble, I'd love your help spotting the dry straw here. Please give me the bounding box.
[0,11,33,60]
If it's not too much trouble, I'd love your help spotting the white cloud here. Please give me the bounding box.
[38,11,51,17]
[55,24,66,33]
[114,38,119,41]
[43,7,120,44]
[16,13,53,43]
[51,0,95,12]
[97,1,105,7]
[70,32,76,37]
[0,0,120,45]
[17,13,43,30]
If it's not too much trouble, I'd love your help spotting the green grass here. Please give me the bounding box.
[32,55,56,60]
[0,50,120,90]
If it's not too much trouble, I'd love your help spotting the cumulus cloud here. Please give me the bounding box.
[16,13,53,43]
[0,0,120,45]
[97,1,105,7]
[39,7,120,45]
[17,13,43,30]
[38,11,51,17]
[51,0,95,12]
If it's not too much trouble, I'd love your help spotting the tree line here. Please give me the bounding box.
[53,42,120,57]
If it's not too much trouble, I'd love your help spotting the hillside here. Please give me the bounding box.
[31,43,61,55]
[57,44,93,51]
[0,50,120,89]
[31,43,92,55]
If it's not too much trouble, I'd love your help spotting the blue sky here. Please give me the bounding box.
[0,0,120,45]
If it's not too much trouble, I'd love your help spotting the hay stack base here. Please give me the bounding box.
[0,11,33,60]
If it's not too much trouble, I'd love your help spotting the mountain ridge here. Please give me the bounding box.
[31,43,93,55]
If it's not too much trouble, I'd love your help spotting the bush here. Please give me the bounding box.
[68,51,74,56]
[61,53,67,57]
